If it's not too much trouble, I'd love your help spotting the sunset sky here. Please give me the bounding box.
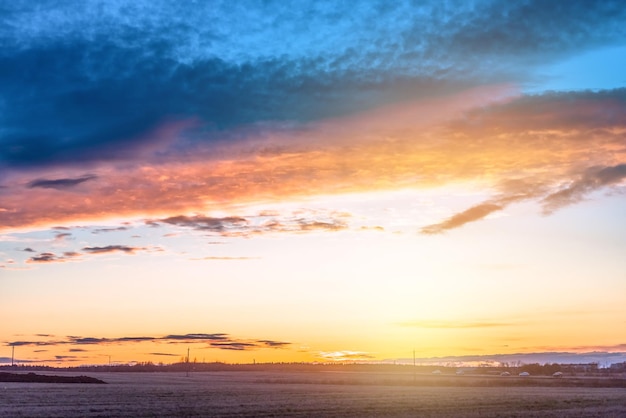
[2,1,626,367]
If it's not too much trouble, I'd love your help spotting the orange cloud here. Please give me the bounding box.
[421,203,504,234]
[1,87,624,233]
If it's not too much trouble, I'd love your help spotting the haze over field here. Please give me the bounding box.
[1,1,625,367]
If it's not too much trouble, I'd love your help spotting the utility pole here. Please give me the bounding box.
[11,345,15,367]
[413,349,416,383]
[186,347,190,377]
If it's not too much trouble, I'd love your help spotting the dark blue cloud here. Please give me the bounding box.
[442,0,626,58]
[28,175,96,189]
[1,0,624,169]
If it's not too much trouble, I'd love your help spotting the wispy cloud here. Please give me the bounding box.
[162,333,228,342]
[257,340,291,348]
[54,355,81,361]
[92,226,130,234]
[5,333,291,352]
[193,256,260,261]
[24,245,151,264]
[54,232,72,243]
[209,342,258,351]
[82,245,146,255]
[153,210,349,238]
[421,203,504,234]
[159,216,249,233]
[399,320,517,329]
[26,251,81,264]
[542,164,626,214]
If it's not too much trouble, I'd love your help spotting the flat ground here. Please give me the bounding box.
[1,371,625,417]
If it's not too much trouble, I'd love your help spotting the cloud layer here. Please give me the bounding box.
[6,333,290,353]
[2,1,625,169]
[1,88,624,235]
[0,2,625,262]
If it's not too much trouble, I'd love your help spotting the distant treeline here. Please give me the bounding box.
[2,361,625,376]
[0,372,106,384]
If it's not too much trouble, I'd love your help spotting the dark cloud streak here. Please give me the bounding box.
[82,245,145,255]
[27,175,97,190]
[5,333,291,352]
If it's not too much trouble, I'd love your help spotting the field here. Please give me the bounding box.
[1,370,626,417]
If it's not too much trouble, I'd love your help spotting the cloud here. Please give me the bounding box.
[297,221,347,232]
[92,226,130,234]
[68,337,107,345]
[257,340,291,348]
[542,164,626,213]
[159,216,249,232]
[22,245,150,266]
[54,232,72,242]
[82,245,145,255]
[442,0,626,61]
[27,175,97,190]
[193,257,260,261]
[54,355,80,360]
[26,251,80,264]
[1,85,625,234]
[420,162,626,234]
[4,333,292,352]
[0,357,38,364]
[163,333,228,342]
[399,320,517,329]
[209,342,258,351]
[155,211,349,238]
[148,352,178,357]
[411,89,626,232]
[2,1,625,170]
[421,203,504,234]
[7,340,49,347]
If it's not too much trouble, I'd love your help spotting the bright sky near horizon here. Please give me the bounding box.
[1,0,626,367]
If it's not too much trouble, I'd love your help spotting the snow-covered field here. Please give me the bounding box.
[1,371,625,417]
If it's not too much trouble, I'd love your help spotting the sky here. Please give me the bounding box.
[1,0,626,367]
